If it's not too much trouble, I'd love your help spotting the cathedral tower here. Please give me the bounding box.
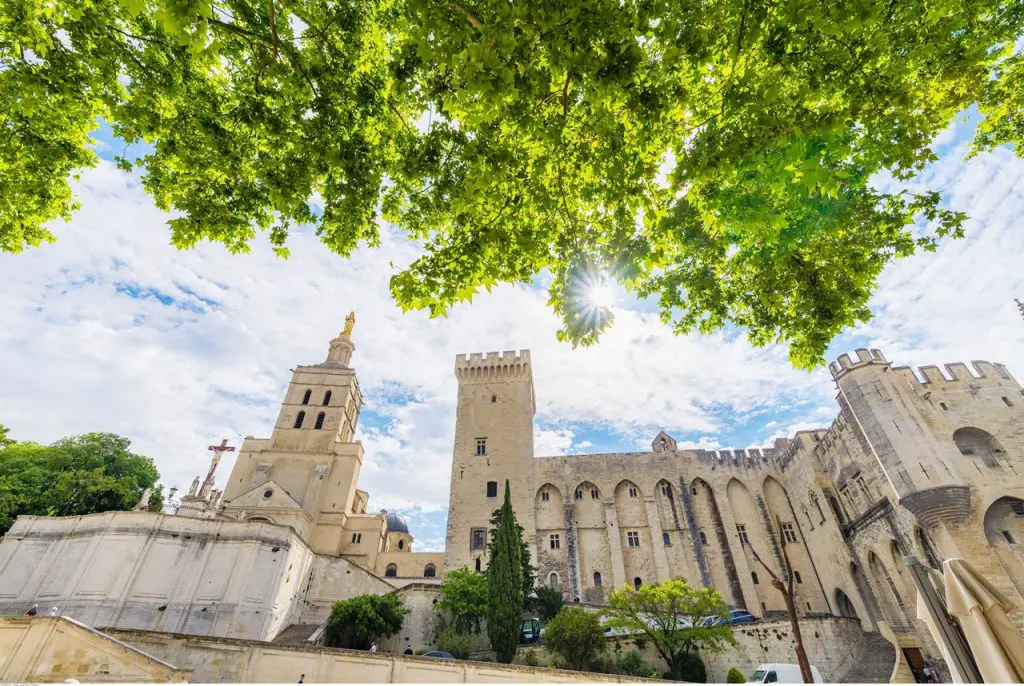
[445,351,537,572]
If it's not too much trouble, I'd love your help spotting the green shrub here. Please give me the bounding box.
[323,594,407,650]
[532,584,564,622]
[678,652,708,683]
[727,666,747,683]
[542,606,606,671]
[523,650,539,667]
[617,651,654,677]
[436,627,475,659]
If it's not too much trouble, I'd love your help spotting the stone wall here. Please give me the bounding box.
[105,628,656,683]
[0,512,394,641]
[0,616,188,682]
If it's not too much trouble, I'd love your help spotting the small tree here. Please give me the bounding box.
[727,666,747,683]
[542,606,605,671]
[532,584,564,622]
[323,594,408,650]
[605,578,737,681]
[486,480,524,663]
[436,626,475,659]
[679,651,709,682]
[437,567,488,635]
[742,518,813,683]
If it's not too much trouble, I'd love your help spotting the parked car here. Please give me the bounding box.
[423,651,455,660]
[519,617,541,644]
[729,609,756,624]
[750,663,824,683]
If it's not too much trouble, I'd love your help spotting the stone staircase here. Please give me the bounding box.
[270,623,320,647]
[839,630,897,683]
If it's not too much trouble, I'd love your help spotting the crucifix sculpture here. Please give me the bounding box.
[200,439,236,498]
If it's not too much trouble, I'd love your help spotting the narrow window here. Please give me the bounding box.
[1003,530,1016,544]
[351,533,362,544]
[302,389,311,405]
[692,486,698,495]
[736,524,749,545]
[794,570,803,584]
[491,394,497,403]
[661,484,672,497]
[593,572,602,587]
[939,402,948,411]
[699,531,708,545]
[314,412,326,430]
[293,411,305,429]
[806,602,812,611]
[471,528,487,550]
[541,490,550,502]
[424,564,436,578]
[1002,396,1013,407]
[663,532,671,546]
[549,572,559,588]
[761,602,767,612]
[398,540,404,551]
[323,390,332,405]
[628,486,638,498]
[781,523,798,544]
[591,488,599,499]
[486,481,498,498]
[633,577,642,590]
[574,489,583,500]
[475,558,481,572]
[475,438,487,456]
[385,564,397,578]
[549,534,560,550]
[751,572,759,585]
[627,531,640,547]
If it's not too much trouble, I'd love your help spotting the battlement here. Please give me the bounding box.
[455,350,532,382]
[828,348,888,379]
[830,348,1018,389]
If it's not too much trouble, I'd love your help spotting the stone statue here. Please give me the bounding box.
[343,311,356,336]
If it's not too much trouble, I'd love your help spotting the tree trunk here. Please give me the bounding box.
[779,582,813,683]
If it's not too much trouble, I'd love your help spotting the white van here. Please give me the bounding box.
[749,664,824,683]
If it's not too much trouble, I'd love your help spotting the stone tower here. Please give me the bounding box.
[219,316,366,554]
[445,351,537,573]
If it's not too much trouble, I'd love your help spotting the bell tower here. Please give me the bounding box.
[445,350,536,572]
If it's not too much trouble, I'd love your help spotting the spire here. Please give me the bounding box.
[326,312,357,365]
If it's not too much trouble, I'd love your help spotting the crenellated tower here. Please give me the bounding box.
[445,351,537,573]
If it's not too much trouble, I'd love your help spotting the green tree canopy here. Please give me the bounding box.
[542,606,606,672]
[323,593,408,650]
[604,578,737,681]
[486,480,524,663]
[532,584,564,622]
[437,567,488,636]
[3,0,1022,365]
[0,430,161,534]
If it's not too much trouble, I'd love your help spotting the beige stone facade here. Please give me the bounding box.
[445,347,1024,659]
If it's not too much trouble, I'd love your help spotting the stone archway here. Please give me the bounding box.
[983,496,1024,604]
[835,588,858,618]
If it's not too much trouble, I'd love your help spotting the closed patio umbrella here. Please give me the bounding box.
[943,558,1024,683]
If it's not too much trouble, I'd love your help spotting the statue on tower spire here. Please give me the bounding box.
[1017,298,1024,321]
[343,311,356,337]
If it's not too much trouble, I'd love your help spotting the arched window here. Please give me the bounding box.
[663,532,671,546]
[294,411,305,428]
[574,489,583,500]
[699,531,708,545]
[475,558,481,572]
[633,577,643,590]
[323,390,332,405]
[751,571,759,585]
[398,540,405,551]
[385,564,397,577]
[835,589,858,618]
[953,427,1005,468]
[593,572,602,587]
[591,488,599,499]
[424,564,436,578]
[302,389,312,405]
[549,572,559,588]
[314,412,326,430]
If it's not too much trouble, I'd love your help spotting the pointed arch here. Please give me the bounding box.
[727,477,783,612]
[535,483,564,531]
[293,411,305,429]
[953,427,1005,467]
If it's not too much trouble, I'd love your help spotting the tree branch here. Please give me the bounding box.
[450,1,483,29]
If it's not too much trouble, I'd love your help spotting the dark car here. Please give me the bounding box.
[423,651,455,660]
[729,609,756,624]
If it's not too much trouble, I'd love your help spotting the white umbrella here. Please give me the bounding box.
[944,558,1024,683]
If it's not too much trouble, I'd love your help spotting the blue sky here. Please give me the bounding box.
[1,114,1023,552]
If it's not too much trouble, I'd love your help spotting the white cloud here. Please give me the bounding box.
[1,119,1022,554]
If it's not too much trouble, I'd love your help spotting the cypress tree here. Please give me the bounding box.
[486,480,524,663]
